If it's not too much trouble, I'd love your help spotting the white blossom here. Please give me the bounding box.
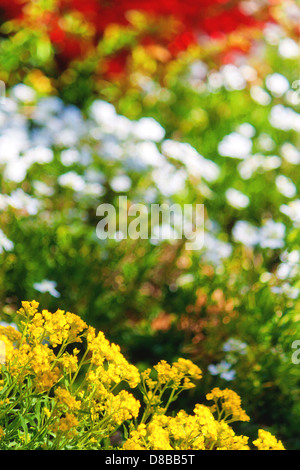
[280,143,300,164]
[250,86,272,106]
[237,123,256,138]
[223,338,247,354]
[269,105,300,132]
[208,361,236,381]
[110,175,132,192]
[0,229,14,254]
[266,73,290,97]
[278,37,300,58]
[275,175,297,198]
[60,149,81,166]
[152,163,187,196]
[257,133,275,151]
[218,132,253,159]
[8,189,41,215]
[280,199,300,225]
[11,84,36,103]
[132,117,165,142]
[58,172,86,192]
[33,181,54,197]
[232,220,260,246]
[201,233,232,264]
[260,220,285,249]
[33,280,60,298]
[221,65,246,91]
[226,188,250,209]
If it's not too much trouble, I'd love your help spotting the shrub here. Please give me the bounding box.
[0,301,284,450]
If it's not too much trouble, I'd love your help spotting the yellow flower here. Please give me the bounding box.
[17,300,39,318]
[141,368,157,389]
[55,387,81,411]
[206,387,250,422]
[60,353,78,373]
[154,360,176,384]
[107,390,140,425]
[0,326,22,344]
[193,404,219,442]
[215,421,250,450]
[35,367,61,392]
[253,429,285,450]
[22,304,87,347]
[0,334,15,364]
[57,413,79,437]
[172,358,202,381]
[86,327,140,388]
[44,408,51,418]
[153,358,202,389]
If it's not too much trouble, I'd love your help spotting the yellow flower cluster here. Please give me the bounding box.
[0,301,285,450]
[0,325,22,343]
[0,301,141,444]
[25,306,87,348]
[152,358,202,389]
[52,412,79,439]
[86,326,140,388]
[123,400,282,451]
[206,387,250,422]
[55,387,81,411]
[0,334,15,365]
[123,403,250,450]
[253,429,285,450]
[0,302,89,391]
[2,339,61,392]
[106,390,141,425]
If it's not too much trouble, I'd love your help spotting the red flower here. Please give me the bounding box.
[0,0,25,20]
[0,0,281,73]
